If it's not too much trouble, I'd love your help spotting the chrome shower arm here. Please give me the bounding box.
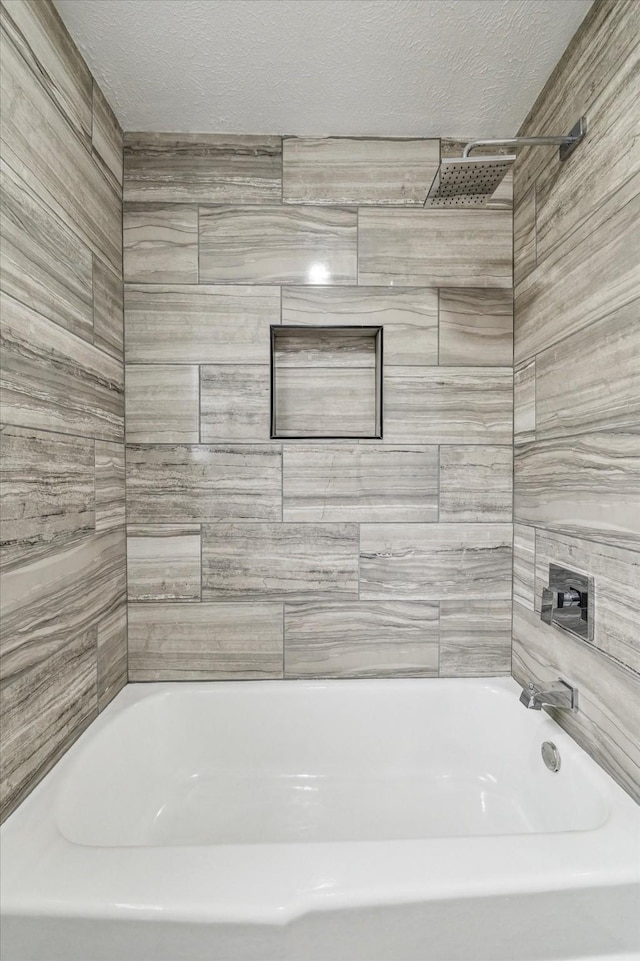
[462,116,587,161]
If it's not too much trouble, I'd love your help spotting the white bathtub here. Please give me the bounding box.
[1,677,639,961]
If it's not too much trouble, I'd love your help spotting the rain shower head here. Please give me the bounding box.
[424,154,515,207]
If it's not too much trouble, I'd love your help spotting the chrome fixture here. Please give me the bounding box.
[541,741,562,773]
[519,679,579,712]
[541,563,594,643]
[424,116,587,207]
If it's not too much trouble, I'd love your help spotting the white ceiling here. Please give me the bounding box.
[54,0,593,137]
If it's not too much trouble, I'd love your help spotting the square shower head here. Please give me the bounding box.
[424,155,516,207]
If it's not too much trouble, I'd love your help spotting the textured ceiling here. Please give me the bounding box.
[54,0,593,137]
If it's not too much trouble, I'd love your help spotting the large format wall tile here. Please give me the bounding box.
[95,442,125,532]
[202,523,359,601]
[97,602,127,711]
[124,133,282,204]
[282,137,439,205]
[514,433,640,550]
[514,360,536,446]
[513,523,536,610]
[124,285,280,365]
[358,208,512,287]
[127,526,201,602]
[360,524,512,600]
[440,600,512,676]
[513,184,536,286]
[1,293,124,440]
[0,160,93,341]
[123,204,198,283]
[284,601,439,678]
[439,446,512,522]
[438,288,513,366]
[198,205,357,284]
[512,602,640,803]
[384,367,512,445]
[200,366,270,443]
[0,424,94,571]
[283,445,438,522]
[282,286,438,365]
[125,365,199,443]
[93,257,124,361]
[126,445,281,523]
[128,602,283,680]
[92,82,123,191]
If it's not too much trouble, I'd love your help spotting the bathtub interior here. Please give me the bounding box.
[55,679,612,848]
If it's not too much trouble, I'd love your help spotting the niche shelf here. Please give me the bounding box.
[270,325,383,439]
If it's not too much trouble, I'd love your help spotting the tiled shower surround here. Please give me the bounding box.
[122,135,514,681]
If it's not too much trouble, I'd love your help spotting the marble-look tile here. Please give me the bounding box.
[1,293,124,441]
[93,256,124,361]
[1,22,121,271]
[274,326,378,369]
[91,82,123,190]
[360,523,512,600]
[95,441,125,532]
[202,523,359,601]
[125,365,199,443]
[512,602,640,803]
[439,600,512,676]
[127,526,201,602]
[97,601,127,711]
[282,286,438,365]
[535,304,640,437]
[199,205,357,284]
[514,433,639,551]
[123,204,198,283]
[283,445,438,522]
[282,137,439,205]
[0,425,94,571]
[514,184,536,286]
[513,523,536,610]
[439,446,512,522]
[200,366,270,443]
[124,285,280,365]
[0,160,93,341]
[0,625,97,821]
[123,133,281,203]
[514,360,536,446]
[384,367,512,445]
[438,288,513,366]
[284,601,439,678]
[358,208,512,288]
[534,529,640,675]
[126,445,281,523]
[128,602,283,680]
[274,368,378,437]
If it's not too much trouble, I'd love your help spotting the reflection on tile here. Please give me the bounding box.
[513,523,536,610]
[0,425,94,571]
[1,293,124,441]
[284,601,439,677]
[283,445,438,522]
[384,367,512,444]
[514,433,640,550]
[198,205,357,284]
[200,366,270,443]
[125,365,199,443]
[512,602,640,803]
[126,445,281,523]
[440,600,512,676]
[274,368,377,437]
[0,161,93,341]
[92,82,123,190]
[95,442,125,532]
[360,523,512,600]
[202,523,359,601]
[123,204,198,283]
[97,602,127,710]
[439,446,512,522]
[124,133,281,203]
[282,137,439,205]
[128,603,283,680]
[282,286,438,365]
[93,257,124,361]
[439,288,513,366]
[124,285,280,364]
[514,361,536,446]
[127,526,201,601]
[514,184,536,286]
[358,208,512,287]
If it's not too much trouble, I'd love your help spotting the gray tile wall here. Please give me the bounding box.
[511,0,640,801]
[0,0,125,821]
[123,132,514,683]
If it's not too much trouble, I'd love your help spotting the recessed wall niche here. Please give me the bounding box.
[270,326,383,439]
